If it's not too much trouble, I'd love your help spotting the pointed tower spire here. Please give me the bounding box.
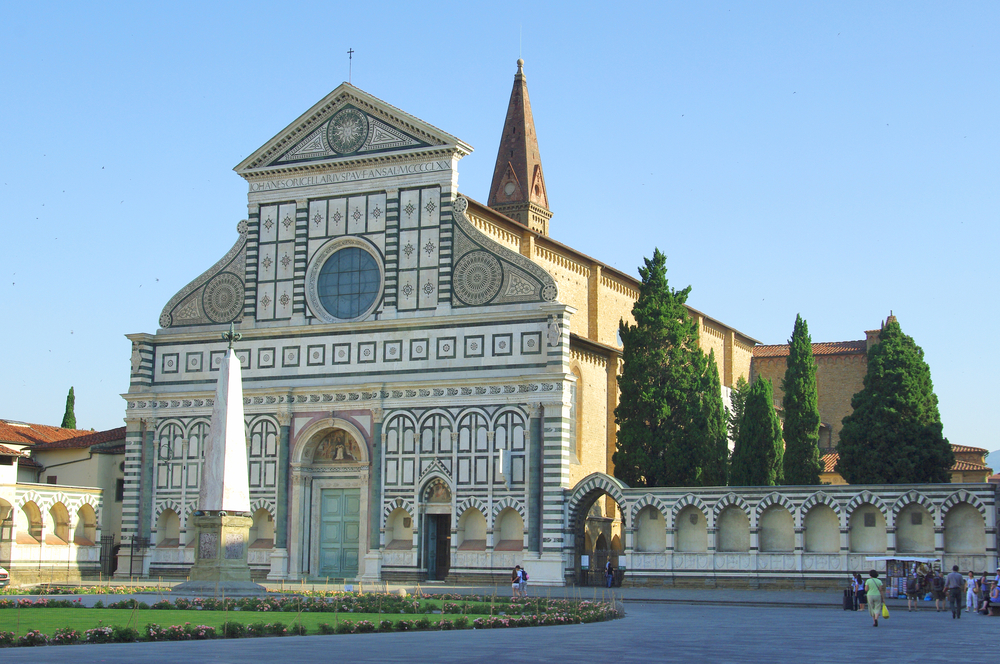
[488,59,553,236]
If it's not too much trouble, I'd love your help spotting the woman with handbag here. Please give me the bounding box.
[865,569,886,627]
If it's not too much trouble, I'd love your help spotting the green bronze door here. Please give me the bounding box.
[319,488,360,578]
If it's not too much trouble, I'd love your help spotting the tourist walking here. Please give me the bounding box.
[511,565,522,598]
[605,560,614,588]
[944,565,965,618]
[930,570,946,612]
[905,572,920,612]
[519,566,529,597]
[966,571,978,612]
[864,570,885,627]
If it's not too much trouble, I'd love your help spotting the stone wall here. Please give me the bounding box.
[565,474,1000,588]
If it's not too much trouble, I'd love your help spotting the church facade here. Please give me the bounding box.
[118,62,755,584]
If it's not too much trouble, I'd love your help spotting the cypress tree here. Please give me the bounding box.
[613,249,710,487]
[835,318,953,484]
[781,315,822,485]
[699,350,729,486]
[60,386,77,429]
[726,375,750,446]
[729,377,783,486]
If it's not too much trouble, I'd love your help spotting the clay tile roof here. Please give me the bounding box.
[0,419,124,449]
[28,426,126,450]
[0,444,25,457]
[950,444,988,454]
[952,460,990,472]
[753,340,867,358]
[819,450,991,475]
[18,455,42,468]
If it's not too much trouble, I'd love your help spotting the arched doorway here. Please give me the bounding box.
[288,419,370,580]
[420,478,452,580]
[566,474,628,586]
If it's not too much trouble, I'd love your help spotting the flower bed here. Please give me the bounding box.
[0,593,623,647]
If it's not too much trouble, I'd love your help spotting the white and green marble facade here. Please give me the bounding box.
[119,84,574,583]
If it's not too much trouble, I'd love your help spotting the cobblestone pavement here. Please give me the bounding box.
[0,600,989,663]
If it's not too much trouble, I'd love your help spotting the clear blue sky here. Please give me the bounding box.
[2,2,997,459]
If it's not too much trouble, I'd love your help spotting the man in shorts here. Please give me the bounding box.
[519,567,528,597]
[930,570,946,612]
[905,572,921,611]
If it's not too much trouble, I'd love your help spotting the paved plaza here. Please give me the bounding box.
[0,590,991,663]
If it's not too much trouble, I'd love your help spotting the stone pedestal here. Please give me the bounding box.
[266,547,289,580]
[172,513,266,596]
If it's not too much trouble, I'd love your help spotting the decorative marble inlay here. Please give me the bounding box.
[262,256,273,270]
[282,215,293,229]
[263,217,274,231]
[280,254,291,268]
[372,205,382,219]
[261,294,271,309]
[313,213,322,226]
[403,243,415,258]
[224,532,245,560]
[279,293,290,307]
[424,200,436,213]
[424,240,436,255]
[453,251,502,305]
[422,281,435,295]
[352,208,362,222]
[332,210,342,224]
[203,272,244,323]
[199,532,218,560]
[401,283,414,299]
[404,202,416,217]
[327,107,369,154]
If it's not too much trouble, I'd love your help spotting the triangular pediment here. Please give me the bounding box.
[235,83,472,175]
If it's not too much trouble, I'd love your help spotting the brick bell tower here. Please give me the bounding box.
[488,59,553,236]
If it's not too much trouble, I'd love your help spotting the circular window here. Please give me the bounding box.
[306,239,384,323]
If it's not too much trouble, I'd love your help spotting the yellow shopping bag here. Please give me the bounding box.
[881,604,890,619]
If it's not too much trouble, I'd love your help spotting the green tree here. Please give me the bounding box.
[729,376,783,486]
[726,375,750,445]
[613,249,712,487]
[698,351,729,486]
[835,318,953,483]
[60,386,76,429]
[781,314,822,485]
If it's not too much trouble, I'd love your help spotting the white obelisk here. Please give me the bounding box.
[173,324,264,595]
[200,347,251,513]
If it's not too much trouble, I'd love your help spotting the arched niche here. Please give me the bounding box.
[944,502,985,554]
[386,507,414,550]
[849,504,887,554]
[635,505,667,553]
[495,507,524,551]
[74,504,97,545]
[896,504,935,553]
[48,502,70,545]
[675,505,708,553]
[156,509,180,547]
[249,508,274,549]
[803,505,839,553]
[759,505,794,552]
[716,505,750,552]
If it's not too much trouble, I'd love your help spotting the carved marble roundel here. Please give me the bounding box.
[453,251,503,305]
[202,272,244,323]
[326,108,369,154]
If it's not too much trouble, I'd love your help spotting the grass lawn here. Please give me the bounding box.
[0,608,492,635]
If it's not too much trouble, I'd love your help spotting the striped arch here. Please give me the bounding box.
[384,410,418,428]
[457,406,495,429]
[154,418,186,435]
[891,491,938,528]
[754,493,798,528]
[249,498,275,518]
[844,490,889,520]
[940,490,987,520]
[630,493,670,527]
[800,491,843,526]
[671,493,711,529]
[154,499,183,521]
[383,497,416,523]
[491,497,526,524]
[456,496,488,520]
[416,408,457,430]
[490,405,528,428]
[16,490,44,511]
[713,493,752,524]
[47,491,72,512]
[184,417,212,434]
[566,473,629,524]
